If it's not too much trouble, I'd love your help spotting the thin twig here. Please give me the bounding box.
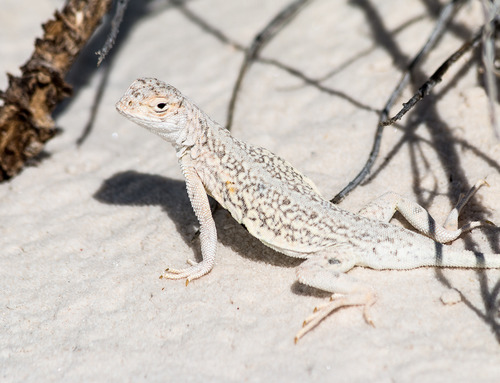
[382,26,484,128]
[225,0,312,130]
[96,0,130,66]
[331,0,465,204]
[481,0,500,139]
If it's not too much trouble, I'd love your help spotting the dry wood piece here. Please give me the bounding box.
[0,0,113,181]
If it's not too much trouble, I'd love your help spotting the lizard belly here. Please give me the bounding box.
[217,178,339,256]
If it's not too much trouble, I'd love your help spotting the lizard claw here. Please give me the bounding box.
[159,259,214,284]
[294,291,376,344]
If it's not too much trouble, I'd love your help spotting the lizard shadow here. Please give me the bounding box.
[93,170,303,270]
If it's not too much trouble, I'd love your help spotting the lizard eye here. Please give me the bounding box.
[151,98,170,112]
[155,102,168,111]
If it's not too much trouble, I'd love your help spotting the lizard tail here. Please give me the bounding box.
[437,247,500,269]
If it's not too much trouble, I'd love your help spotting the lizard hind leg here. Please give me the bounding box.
[295,245,376,343]
[357,180,493,244]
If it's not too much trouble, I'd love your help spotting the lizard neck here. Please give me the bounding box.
[173,103,221,159]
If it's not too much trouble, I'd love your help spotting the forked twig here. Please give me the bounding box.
[381,25,484,128]
[331,0,466,203]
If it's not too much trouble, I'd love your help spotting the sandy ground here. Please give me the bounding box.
[2,0,500,381]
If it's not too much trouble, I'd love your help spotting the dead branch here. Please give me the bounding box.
[381,24,484,128]
[0,0,113,181]
[331,0,466,203]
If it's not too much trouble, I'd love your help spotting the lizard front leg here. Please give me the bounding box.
[161,165,217,284]
[357,180,492,243]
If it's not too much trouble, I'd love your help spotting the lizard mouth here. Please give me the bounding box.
[115,99,128,115]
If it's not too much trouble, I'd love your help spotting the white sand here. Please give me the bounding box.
[2,1,500,381]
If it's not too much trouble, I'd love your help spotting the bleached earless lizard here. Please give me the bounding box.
[116,78,500,342]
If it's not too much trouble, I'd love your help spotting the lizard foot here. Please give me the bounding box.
[294,291,376,343]
[159,259,214,285]
[438,180,496,243]
[443,179,491,231]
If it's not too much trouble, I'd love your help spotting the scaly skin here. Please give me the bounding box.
[116,78,500,342]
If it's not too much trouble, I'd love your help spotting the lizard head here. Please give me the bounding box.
[116,78,189,143]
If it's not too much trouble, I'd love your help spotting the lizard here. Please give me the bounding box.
[115,77,500,342]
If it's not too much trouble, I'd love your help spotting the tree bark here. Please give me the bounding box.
[0,0,113,181]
